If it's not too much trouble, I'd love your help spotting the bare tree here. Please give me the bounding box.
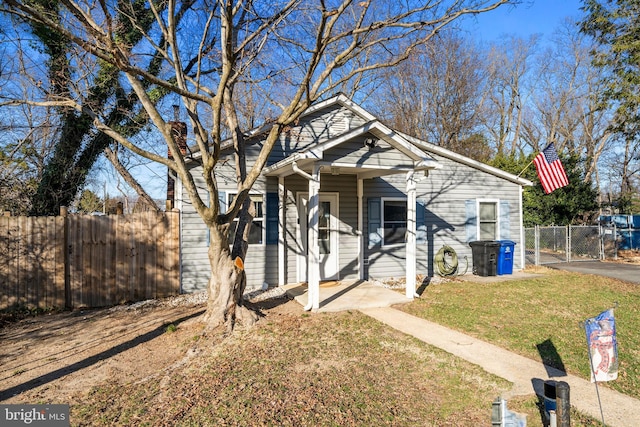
[377,31,487,157]
[2,0,516,329]
[482,34,538,156]
[525,19,612,183]
[0,22,58,215]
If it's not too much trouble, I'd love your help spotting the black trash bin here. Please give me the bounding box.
[469,240,500,276]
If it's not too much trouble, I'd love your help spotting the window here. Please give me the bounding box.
[228,194,264,245]
[478,201,497,240]
[383,199,407,245]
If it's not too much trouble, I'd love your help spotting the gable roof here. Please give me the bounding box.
[263,118,440,178]
[187,93,533,187]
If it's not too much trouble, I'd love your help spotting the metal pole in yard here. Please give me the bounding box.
[556,381,570,427]
[566,226,571,263]
[614,223,618,260]
[535,225,540,265]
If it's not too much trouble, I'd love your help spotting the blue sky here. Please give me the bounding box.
[462,0,585,42]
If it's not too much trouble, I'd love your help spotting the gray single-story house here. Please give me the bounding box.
[174,94,533,309]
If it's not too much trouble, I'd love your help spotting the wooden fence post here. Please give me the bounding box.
[60,206,71,309]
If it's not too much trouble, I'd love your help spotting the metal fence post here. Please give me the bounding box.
[614,223,618,259]
[535,225,540,265]
[566,226,571,263]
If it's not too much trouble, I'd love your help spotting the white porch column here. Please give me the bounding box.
[406,171,417,299]
[357,178,364,280]
[278,176,285,286]
[307,165,321,310]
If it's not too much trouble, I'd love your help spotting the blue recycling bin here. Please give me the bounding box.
[497,240,516,275]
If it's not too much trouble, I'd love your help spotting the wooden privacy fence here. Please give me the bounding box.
[0,210,180,310]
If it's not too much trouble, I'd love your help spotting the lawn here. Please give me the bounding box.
[399,266,640,398]
[71,307,515,426]
[51,266,638,425]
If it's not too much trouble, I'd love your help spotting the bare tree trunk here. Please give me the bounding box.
[201,224,258,331]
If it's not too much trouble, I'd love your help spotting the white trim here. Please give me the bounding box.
[278,177,285,286]
[357,179,364,280]
[297,192,340,283]
[381,197,408,247]
[309,120,438,162]
[406,171,417,299]
[477,198,500,241]
[227,192,266,246]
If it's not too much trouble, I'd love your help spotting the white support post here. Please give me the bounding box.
[357,178,364,280]
[307,165,321,310]
[406,171,417,299]
[278,176,285,286]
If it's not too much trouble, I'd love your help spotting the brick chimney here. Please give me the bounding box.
[166,118,187,210]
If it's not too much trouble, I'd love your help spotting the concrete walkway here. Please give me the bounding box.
[284,277,640,426]
[361,307,640,427]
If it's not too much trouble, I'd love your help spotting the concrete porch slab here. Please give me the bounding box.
[283,280,411,312]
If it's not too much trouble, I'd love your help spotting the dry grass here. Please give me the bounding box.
[70,301,515,426]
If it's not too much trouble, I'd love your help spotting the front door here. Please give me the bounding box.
[298,193,339,282]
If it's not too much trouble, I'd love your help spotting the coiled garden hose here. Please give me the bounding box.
[435,245,468,276]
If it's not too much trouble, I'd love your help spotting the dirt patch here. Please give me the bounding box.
[0,289,296,405]
[611,249,640,264]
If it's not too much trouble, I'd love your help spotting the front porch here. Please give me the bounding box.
[264,119,441,311]
[283,280,411,313]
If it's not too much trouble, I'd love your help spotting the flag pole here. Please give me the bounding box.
[517,158,534,177]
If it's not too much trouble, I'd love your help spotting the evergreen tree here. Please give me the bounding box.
[490,153,599,226]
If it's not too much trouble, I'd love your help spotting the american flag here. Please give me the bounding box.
[533,143,569,194]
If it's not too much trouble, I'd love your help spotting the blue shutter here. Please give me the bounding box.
[499,200,510,239]
[416,199,427,244]
[368,198,382,249]
[266,192,278,245]
[465,199,477,242]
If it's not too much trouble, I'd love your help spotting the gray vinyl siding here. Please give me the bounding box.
[177,170,210,293]
[323,139,415,169]
[240,105,368,166]
[364,152,524,280]
[178,98,528,292]
[178,161,278,292]
[283,175,307,283]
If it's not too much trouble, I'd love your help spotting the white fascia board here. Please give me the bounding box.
[402,133,534,187]
[310,120,436,164]
[186,94,379,163]
[263,152,317,176]
[228,94,377,155]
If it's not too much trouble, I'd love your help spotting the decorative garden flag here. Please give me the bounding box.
[533,143,569,194]
[585,308,618,382]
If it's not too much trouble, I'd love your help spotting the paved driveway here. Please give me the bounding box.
[549,261,640,285]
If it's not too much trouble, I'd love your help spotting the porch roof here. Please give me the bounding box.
[263,120,441,179]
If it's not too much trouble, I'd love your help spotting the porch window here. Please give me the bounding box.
[228,193,264,245]
[383,199,407,246]
[479,201,497,240]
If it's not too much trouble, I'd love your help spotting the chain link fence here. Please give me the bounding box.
[525,225,602,266]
